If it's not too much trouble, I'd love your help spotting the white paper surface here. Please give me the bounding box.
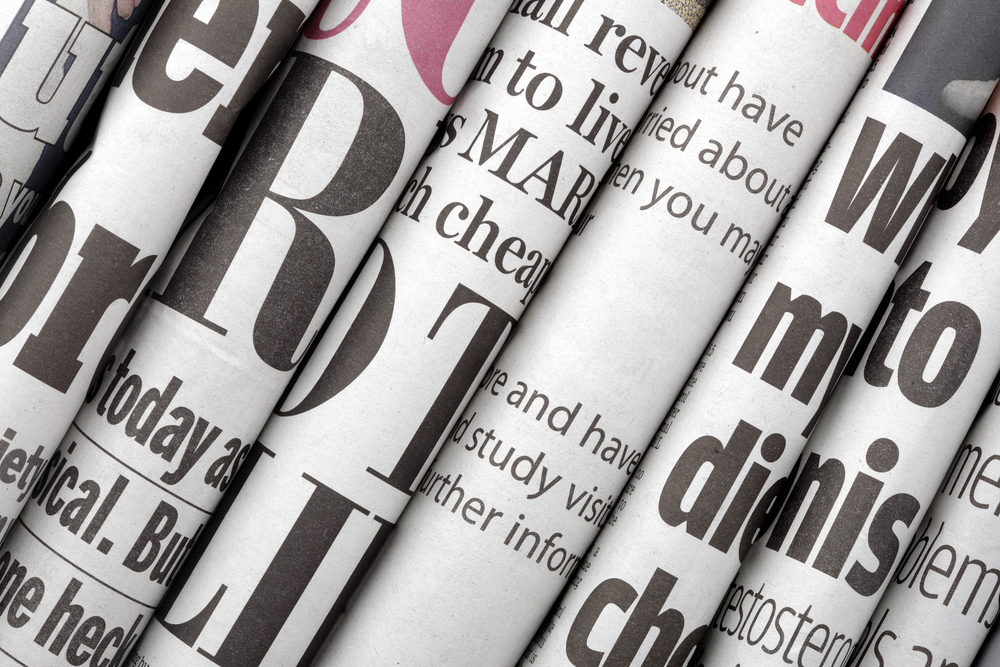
[0,1,514,665]
[698,77,1000,667]
[0,0,319,662]
[518,1,1000,665]
[131,1,690,666]
[308,1,901,666]
[852,384,1000,667]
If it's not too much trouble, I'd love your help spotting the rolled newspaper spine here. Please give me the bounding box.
[0,0,316,534]
[851,383,1000,667]
[0,0,319,657]
[0,0,157,258]
[516,2,1000,665]
[130,1,699,666]
[0,0,512,664]
[697,83,1000,667]
[308,1,909,666]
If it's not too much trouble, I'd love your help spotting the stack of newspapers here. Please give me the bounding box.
[1,0,1000,666]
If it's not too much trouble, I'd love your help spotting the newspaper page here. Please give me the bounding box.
[304,1,912,666]
[0,0,317,537]
[0,0,157,259]
[0,0,317,535]
[0,0,514,665]
[696,82,1000,667]
[514,2,1000,666]
[129,2,700,667]
[851,381,1000,667]
[0,0,322,662]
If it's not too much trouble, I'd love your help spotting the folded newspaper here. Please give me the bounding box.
[0,0,515,665]
[131,0,688,664]
[698,78,1000,667]
[0,0,319,662]
[308,0,909,665]
[518,1,1000,665]
[0,0,157,257]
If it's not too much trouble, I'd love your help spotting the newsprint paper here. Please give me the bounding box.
[0,0,156,258]
[0,0,513,665]
[0,0,317,534]
[309,1,906,666]
[519,1,1000,666]
[0,0,319,663]
[130,0,697,666]
[697,83,1000,667]
[853,380,1000,667]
